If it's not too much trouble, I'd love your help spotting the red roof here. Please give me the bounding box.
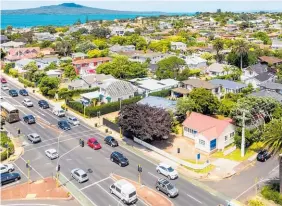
[72,57,111,65]
[8,47,40,56]
[182,112,232,140]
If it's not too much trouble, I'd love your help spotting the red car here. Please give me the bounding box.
[87,138,102,150]
[1,77,7,84]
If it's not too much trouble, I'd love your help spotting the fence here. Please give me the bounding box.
[102,118,120,133]
[133,137,210,170]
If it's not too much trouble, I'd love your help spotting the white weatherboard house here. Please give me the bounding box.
[182,112,235,153]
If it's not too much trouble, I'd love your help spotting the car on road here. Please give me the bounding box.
[257,149,271,162]
[1,77,7,84]
[9,89,18,97]
[110,179,137,204]
[38,100,49,109]
[45,149,59,160]
[19,89,28,96]
[0,164,15,174]
[58,120,71,130]
[1,172,21,186]
[104,136,118,147]
[67,116,80,126]
[156,178,178,198]
[23,115,36,124]
[110,151,129,167]
[156,163,178,180]
[1,84,9,91]
[87,138,102,150]
[22,98,33,107]
[27,133,41,144]
[52,107,66,117]
[71,168,88,183]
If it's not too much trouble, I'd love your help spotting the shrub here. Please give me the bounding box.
[3,63,15,74]
[149,89,171,97]
[18,77,35,88]
[0,132,14,161]
[9,68,18,78]
[261,184,282,205]
[248,199,265,206]
[58,87,99,99]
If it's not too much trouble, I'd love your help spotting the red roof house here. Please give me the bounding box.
[4,47,40,62]
[182,112,236,153]
[72,57,112,75]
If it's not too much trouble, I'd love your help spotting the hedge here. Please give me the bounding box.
[0,132,15,161]
[66,96,141,117]
[18,77,35,88]
[149,89,171,97]
[261,184,282,205]
[58,87,99,99]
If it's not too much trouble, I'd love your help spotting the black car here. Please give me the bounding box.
[58,120,71,130]
[257,150,271,162]
[1,173,21,186]
[104,136,119,147]
[19,89,28,96]
[38,100,49,109]
[9,89,18,97]
[23,115,36,124]
[110,151,129,167]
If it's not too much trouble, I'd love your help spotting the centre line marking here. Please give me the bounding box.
[148,172,159,179]
[80,176,111,191]
[187,194,202,204]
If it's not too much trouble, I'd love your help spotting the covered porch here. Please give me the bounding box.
[171,87,190,98]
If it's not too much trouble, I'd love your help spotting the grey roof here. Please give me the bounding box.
[259,82,282,90]
[100,79,137,98]
[250,90,282,103]
[138,96,176,111]
[82,74,115,85]
[72,52,87,58]
[248,63,267,74]
[254,72,274,82]
[182,79,219,89]
[209,79,247,90]
[15,59,34,66]
[207,63,229,73]
[34,57,59,64]
[0,35,9,41]
[68,79,87,88]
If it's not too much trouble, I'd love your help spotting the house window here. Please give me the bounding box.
[225,136,228,141]
[199,139,205,146]
[230,132,235,138]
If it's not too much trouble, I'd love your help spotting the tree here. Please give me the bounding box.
[23,62,38,81]
[118,104,172,141]
[93,39,108,49]
[91,27,111,38]
[253,32,272,45]
[3,63,14,74]
[6,25,12,33]
[218,99,237,116]
[39,76,60,97]
[213,39,224,63]
[233,39,249,70]
[176,97,199,116]
[75,41,96,53]
[75,18,82,25]
[87,49,109,58]
[40,40,52,49]
[155,56,186,79]
[64,65,77,80]
[189,88,220,115]
[44,62,57,71]
[0,48,6,59]
[55,40,72,56]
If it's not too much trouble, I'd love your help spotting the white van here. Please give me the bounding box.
[52,107,66,117]
[110,179,137,204]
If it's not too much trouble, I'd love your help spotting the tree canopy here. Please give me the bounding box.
[155,56,186,79]
[39,76,60,97]
[75,41,96,53]
[176,97,199,116]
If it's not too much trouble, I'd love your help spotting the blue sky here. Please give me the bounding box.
[1,1,282,12]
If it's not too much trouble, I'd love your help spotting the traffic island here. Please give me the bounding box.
[1,177,70,200]
[111,173,174,206]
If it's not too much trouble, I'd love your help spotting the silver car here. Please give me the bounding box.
[27,133,41,143]
[156,178,178,198]
[22,98,33,107]
[67,116,80,126]
[45,149,59,160]
[1,84,9,91]
[71,168,88,183]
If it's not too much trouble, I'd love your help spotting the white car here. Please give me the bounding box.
[0,163,15,174]
[22,98,33,107]
[1,84,9,91]
[52,108,66,117]
[45,149,59,160]
[156,163,178,180]
[27,133,41,143]
[71,168,88,183]
[67,116,80,126]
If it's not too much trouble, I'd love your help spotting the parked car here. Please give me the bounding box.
[110,151,129,167]
[9,89,18,97]
[52,107,66,117]
[156,178,178,198]
[1,84,9,91]
[156,163,178,180]
[1,77,7,84]
[71,168,88,183]
[19,89,28,96]
[87,138,102,150]
[0,164,15,174]
[257,149,271,162]
[67,116,80,126]
[23,115,36,124]
[110,179,137,204]
[58,120,71,130]
[22,98,33,107]
[45,149,59,160]
[27,133,41,144]
[104,136,118,147]
[1,173,21,186]
[38,100,49,109]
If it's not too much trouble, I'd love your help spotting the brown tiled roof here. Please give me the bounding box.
[171,87,190,95]
[259,56,282,64]
[182,79,218,90]
[72,57,111,65]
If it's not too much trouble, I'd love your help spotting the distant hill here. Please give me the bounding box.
[2,3,164,15]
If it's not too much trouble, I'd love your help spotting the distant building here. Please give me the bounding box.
[4,47,40,62]
[0,35,9,44]
[171,42,187,51]
[1,41,26,52]
[109,45,135,53]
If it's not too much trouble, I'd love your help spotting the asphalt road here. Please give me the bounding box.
[0,81,227,206]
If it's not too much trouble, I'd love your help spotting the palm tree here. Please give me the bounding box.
[263,118,282,193]
[212,39,224,63]
[233,39,249,70]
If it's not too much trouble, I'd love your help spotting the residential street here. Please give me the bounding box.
[0,80,227,206]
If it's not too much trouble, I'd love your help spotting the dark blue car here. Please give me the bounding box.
[9,89,18,97]
[58,120,71,130]
[19,89,28,96]
[38,100,49,109]
[23,115,36,124]
[1,172,21,186]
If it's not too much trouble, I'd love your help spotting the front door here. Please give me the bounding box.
[210,139,217,151]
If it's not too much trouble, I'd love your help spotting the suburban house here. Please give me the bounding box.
[209,79,247,94]
[250,90,282,104]
[46,70,63,78]
[4,47,40,62]
[72,57,112,75]
[33,57,59,70]
[129,52,170,64]
[271,39,282,50]
[159,21,173,29]
[138,96,177,112]
[258,56,282,66]
[40,48,55,56]
[0,35,9,44]
[241,63,268,82]
[1,41,26,52]
[171,42,187,51]
[33,32,57,41]
[180,55,207,69]
[182,112,236,153]
[14,59,35,73]
[71,52,88,61]
[244,72,275,88]
[109,45,135,53]
[259,82,282,95]
[206,63,230,77]
[110,26,134,36]
[129,77,179,96]
[171,79,222,98]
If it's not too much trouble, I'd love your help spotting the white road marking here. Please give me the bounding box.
[45,162,52,165]
[66,158,72,161]
[13,163,28,179]
[19,156,44,179]
[187,194,202,204]
[96,183,123,204]
[268,165,279,175]
[148,172,159,179]
[80,176,111,191]
[86,157,92,159]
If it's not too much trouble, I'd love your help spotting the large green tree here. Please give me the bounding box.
[233,39,249,70]
[155,56,186,79]
[213,38,224,63]
[176,97,199,116]
[63,65,77,80]
[75,41,96,53]
[55,40,72,56]
[39,76,60,97]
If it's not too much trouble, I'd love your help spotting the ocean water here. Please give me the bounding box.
[1,13,192,28]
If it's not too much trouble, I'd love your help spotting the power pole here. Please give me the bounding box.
[241,111,246,157]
